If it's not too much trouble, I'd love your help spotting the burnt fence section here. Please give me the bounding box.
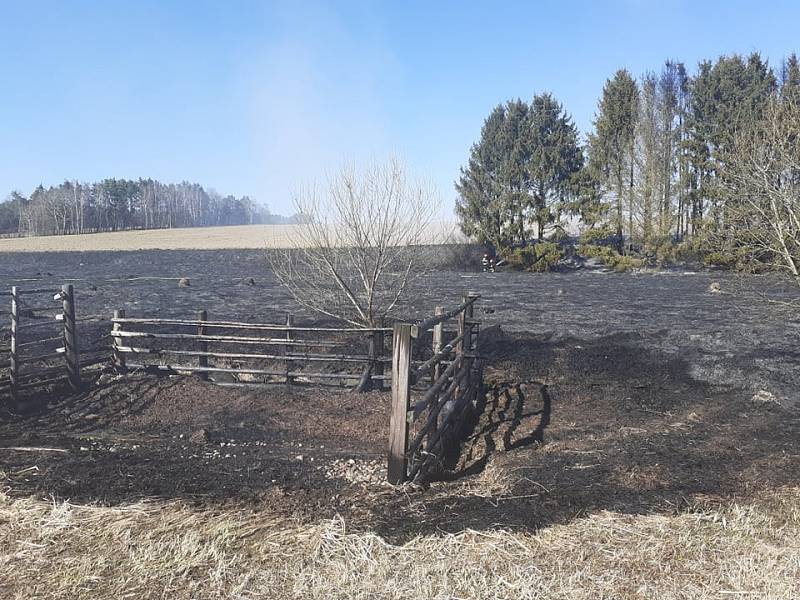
[0,285,106,400]
[111,295,483,485]
[389,292,482,484]
[2,283,483,485]
[110,312,392,389]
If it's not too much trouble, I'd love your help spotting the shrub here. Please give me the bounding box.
[703,251,737,268]
[547,226,570,243]
[612,255,646,272]
[578,244,617,262]
[578,244,645,272]
[504,243,563,272]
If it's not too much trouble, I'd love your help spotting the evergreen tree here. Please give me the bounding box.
[588,69,639,244]
[781,53,800,101]
[635,72,659,243]
[685,53,776,231]
[657,61,681,238]
[456,94,582,249]
[455,102,530,249]
[527,93,583,239]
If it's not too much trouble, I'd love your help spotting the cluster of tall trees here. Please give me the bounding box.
[456,94,583,248]
[0,179,290,237]
[457,52,800,276]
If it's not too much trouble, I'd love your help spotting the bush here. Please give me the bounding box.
[578,243,617,262]
[703,251,737,268]
[612,255,646,272]
[504,243,563,272]
[578,244,645,272]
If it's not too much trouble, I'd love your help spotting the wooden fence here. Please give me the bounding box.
[111,296,483,485]
[388,292,482,484]
[0,285,83,399]
[110,311,392,389]
[1,283,483,485]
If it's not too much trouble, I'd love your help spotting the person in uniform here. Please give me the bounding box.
[481,252,495,272]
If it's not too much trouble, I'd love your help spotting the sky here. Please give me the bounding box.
[1,0,799,215]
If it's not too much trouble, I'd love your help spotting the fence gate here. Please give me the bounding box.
[0,284,82,400]
[388,292,483,484]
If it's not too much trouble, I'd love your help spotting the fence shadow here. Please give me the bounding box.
[2,328,799,542]
[369,332,800,541]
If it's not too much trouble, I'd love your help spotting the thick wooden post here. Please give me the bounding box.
[10,286,19,400]
[197,310,208,381]
[112,309,126,370]
[61,284,81,391]
[285,313,294,385]
[388,322,413,484]
[463,291,480,416]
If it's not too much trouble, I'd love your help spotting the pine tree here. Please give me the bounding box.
[781,53,800,101]
[635,72,659,243]
[456,102,531,249]
[527,93,583,239]
[657,61,681,239]
[456,95,582,249]
[589,70,639,245]
[685,53,776,232]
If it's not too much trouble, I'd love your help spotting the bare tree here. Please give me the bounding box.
[270,159,441,327]
[717,98,800,281]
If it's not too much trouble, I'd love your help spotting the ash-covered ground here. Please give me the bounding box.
[1,249,799,534]
[1,249,798,405]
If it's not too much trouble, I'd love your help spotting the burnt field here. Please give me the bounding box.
[1,248,800,536]
[1,248,798,398]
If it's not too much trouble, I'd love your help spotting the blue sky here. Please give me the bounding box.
[1,0,798,214]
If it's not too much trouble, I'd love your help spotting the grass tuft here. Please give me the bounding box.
[2,487,799,599]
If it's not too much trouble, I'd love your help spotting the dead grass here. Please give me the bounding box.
[0,222,461,252]
[1,485,798,599]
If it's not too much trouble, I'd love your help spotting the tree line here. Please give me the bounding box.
[457,52,800,278]
[0,179,297,237]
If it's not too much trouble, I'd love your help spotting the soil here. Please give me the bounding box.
[1,249,800,539]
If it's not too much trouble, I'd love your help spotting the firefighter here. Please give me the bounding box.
[481,252,495,272]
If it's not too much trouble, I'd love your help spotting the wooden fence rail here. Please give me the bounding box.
[111,312,391,389]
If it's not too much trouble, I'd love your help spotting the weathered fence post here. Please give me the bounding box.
[464,291,477,355]
[285,313,294,385]
[456,299,466,357]
[388,322,414,484]
[112,309,126,370]
[431,306,445,435]
[432,306,444,383]
[61,284,81,391]
[10,286,19,400]
[372,324,385,392]
[197,310,209,381]
[463,291,480,418]
[455,296,468,392]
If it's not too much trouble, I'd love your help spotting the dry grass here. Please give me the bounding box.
[0,222,462,253]
[1,485,798,599]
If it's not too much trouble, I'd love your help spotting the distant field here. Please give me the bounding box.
[0,222,461,252]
